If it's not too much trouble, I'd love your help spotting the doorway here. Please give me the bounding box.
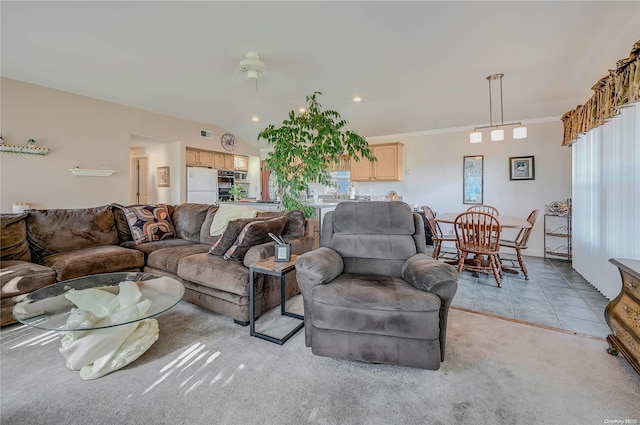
[133,157,148,204]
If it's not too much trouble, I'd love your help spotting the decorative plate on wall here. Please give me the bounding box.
[221,133,236,151]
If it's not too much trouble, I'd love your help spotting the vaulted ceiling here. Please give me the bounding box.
[2,1,639,148]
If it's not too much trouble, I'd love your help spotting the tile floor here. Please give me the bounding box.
[448,254,612,339]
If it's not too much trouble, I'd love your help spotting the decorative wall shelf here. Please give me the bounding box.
[0,145,49,155]
[69,168,117,177]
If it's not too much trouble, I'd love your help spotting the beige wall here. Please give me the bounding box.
[0,77,260,211]
[358,120,572,257]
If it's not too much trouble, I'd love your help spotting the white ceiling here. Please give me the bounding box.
[2,1,639,148]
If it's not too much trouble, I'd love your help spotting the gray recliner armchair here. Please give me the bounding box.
[295,201,458,370]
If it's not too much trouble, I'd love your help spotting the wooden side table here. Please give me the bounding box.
[249,254,303,345]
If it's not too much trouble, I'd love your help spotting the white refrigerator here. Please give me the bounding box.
[186,167,218,203]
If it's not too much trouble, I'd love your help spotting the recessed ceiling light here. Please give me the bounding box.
[251,116,259,122]
[352,96,362,102]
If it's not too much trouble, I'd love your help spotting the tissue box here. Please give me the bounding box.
[274,242,291,262]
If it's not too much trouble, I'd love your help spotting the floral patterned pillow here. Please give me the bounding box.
[123,204,176,244]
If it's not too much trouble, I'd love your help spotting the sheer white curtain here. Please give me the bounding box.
[572,102,640,300]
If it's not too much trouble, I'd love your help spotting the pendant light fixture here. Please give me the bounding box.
[470,73,527,143]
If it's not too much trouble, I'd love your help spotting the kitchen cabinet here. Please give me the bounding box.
[234,155,249,172]
[214,152,235,171]
[186,148,214,168]
[350,142,403,181]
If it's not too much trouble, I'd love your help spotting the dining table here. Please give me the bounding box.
[434,212,532,229]
[434,212,532,276]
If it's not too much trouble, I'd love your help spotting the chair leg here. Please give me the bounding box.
[457,252,468,274]
[490,255,502,288]
[432,241,441,259]
[516,248,529,280]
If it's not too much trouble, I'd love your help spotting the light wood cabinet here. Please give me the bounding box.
[224,154,235,171]
[213,152,235,171]
[350,142,403,181]
[186,148,215,168]
[234,155,249,171]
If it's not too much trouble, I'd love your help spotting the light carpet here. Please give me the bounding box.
[1,300,639,425]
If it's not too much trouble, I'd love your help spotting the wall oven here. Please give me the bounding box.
[217,170,235,201]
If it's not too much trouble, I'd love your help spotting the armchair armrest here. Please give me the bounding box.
[295,247,344,290]
[401,254,458,307]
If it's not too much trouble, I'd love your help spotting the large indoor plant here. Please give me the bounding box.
[258,91,375,217]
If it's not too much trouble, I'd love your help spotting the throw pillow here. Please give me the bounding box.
[123,204,176,244]
[209,215,280,256]
[171,203,211,243]
[224,216,287,261]
[209,204,258,237]
[199,204,221,245]
[257,210,307,239]
[209,217,257,256]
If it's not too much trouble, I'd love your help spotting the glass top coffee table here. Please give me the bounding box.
[13,272,184,380]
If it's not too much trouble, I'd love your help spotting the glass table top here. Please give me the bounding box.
[12,272,185,331]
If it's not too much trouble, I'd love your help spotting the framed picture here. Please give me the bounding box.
[157,166,170,187]
[463,155,483,205]
[509,156,535,181]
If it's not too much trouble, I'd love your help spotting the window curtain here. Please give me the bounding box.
[572,102,640,300]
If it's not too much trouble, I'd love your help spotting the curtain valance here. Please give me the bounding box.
[561,40,640,146]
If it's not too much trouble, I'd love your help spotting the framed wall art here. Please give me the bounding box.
[157,166,170,187]
[509,156,535,181]
[463,155,483,205]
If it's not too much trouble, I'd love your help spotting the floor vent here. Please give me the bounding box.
[200,129,213,139]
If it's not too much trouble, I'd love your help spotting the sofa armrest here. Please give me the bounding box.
[242,234,316,268]
[242,241,275,268]
[401,254,458,307]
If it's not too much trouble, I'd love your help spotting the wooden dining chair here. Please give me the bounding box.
[422,206,459,262]
[498,209,539,280]
[454,211,503,287]
[466,205,499,217]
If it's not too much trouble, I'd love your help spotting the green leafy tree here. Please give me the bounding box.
[258,92,376,217]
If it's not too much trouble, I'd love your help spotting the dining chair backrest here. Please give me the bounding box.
[466,205,499,217]
[422,206,442,238]
[513,209,539,248]
[454,211,501,253]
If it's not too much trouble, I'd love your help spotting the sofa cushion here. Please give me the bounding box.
[171,203,211,243]
[199,205,221,245]
[0,260,57,298]
[123,204,176,244]
[209,204,258,237]
[311,274,441,340]
[27,206,119,264]
[1,213,31,262]
[122,238,197,258]
[146,244,211,274]
[256,210,307,239]
[41,245,144,281]
[177,253,257,296]
[224,216,287,261]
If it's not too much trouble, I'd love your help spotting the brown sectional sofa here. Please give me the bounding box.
[0,203,313,326]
